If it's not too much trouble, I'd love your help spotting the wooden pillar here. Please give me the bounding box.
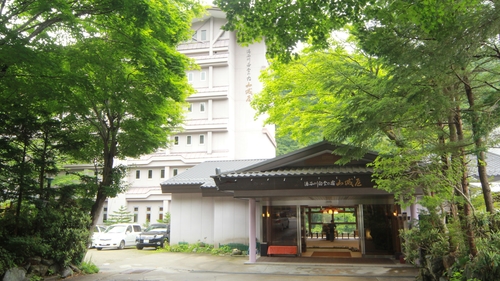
[248,198,256,263]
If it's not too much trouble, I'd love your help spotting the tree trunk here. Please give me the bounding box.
[453,107,478,257]
[14,141,29,236]
[89,148,115,227]
[463,75,495,214]
[89,117,119,228]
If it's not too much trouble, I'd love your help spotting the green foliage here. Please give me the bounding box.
[460,213,500,280]
[0,0,206,278]
[79,261,100,274]
[215,0,369,61]
[104,205,133,225]
[0,198,90,277]
[0,247,16,275]
[252,44,390,156]
[210,245,232,256]
[29,275,43,281]
[160,242,233,255]
[276,132,314,156]
[401,227,450,265]
[157,212,171,224]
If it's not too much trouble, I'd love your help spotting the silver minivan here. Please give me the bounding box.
[96,223,142,250]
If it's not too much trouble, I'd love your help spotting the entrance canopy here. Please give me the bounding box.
[212,141,394,205]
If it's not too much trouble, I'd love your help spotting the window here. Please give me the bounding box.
[200,30,207,41]
[160,169,165,178]
[174,136,179,145]
[133,207,139,222]
[199,134,205,144]
[173,168,178,176]
[146,207,151,222]
[148,170,153,179]
[159,207,164,221]
[187,103,192,112]
[200,71,206,81]
[135,170,140,179]
[187,135,192,145]
[188,72,193,82]
[200,103,205,112]
[103,207,108,223]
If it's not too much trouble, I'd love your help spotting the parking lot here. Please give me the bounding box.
[75,247,419,281]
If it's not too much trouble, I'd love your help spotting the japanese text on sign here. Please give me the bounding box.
[303,177,362,187]
[245,49,253,102]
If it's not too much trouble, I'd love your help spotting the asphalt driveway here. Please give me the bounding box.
[71,247,419,281]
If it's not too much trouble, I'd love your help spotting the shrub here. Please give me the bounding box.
[0,199,91,277]
[463,231,500,280]
[0,247,15,276]
[159,243,232,255]
[79,261,99,274]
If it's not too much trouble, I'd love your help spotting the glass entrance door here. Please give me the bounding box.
[261,206,297,246]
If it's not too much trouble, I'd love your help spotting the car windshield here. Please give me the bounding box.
[147,228,167,232]
[146,225,167,231]
[105,225,126,233]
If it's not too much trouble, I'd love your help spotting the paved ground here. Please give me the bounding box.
[67,248,419,281]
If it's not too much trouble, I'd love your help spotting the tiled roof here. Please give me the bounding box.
[469,150,500,177]
[218,166,372,179]
[160,159,268,188]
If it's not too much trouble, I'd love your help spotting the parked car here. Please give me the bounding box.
[136,223,170,250]
[89,225,107,248]
[96,223,142,250]
[273,212,289,230]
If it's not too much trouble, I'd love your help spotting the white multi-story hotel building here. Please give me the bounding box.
[95,7,276,228]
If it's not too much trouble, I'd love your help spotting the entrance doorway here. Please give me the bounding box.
[261,204,397,258]
[301,206,361,258]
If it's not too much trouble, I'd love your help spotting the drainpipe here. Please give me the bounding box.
[248,198,256,263]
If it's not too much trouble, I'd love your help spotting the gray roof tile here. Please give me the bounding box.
[160,159,267,188]
[469,151,500,177]
[219,166,372,178]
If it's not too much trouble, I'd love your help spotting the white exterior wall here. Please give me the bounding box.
[228,33,276,159]
[170,193,215,244]
[170,193,252,245]
[212,66,228,87]
[213,197,249,245]
[211,132,228,151]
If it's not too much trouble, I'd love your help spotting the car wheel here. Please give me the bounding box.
[117,240,125,250]
[161,238,169,248]
[136,245,143,250]
[96,247,102,251]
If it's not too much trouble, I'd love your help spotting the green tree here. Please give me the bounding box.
[105,205,133,225]
[217,0,500,277]
[57,0,204,228]
[0,0,205,275]
[157,212,171,224]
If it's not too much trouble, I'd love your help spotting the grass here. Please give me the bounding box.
[80,260,99,274]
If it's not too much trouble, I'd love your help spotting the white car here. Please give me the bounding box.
[96,223,142,250]
[89,225,107,248]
